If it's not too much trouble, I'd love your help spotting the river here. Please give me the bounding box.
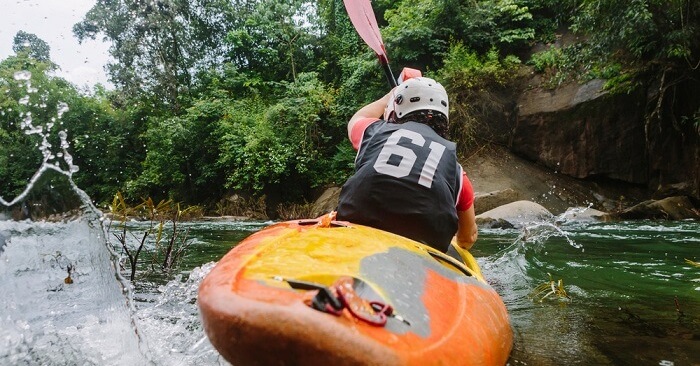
[1,192,698,365]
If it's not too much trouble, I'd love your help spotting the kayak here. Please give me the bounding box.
[198,216,512,365]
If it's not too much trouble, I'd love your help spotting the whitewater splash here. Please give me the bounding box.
[0,70,151,364]
[0,216,150,365]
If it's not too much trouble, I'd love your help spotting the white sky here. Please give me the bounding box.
[0,0,111,89]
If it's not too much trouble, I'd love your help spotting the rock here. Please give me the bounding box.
[474,217,515,229]
[311,187,341,217]
[517,79,607,116]
[605,196,700,220]
[513,79,649,185]
[511,68,700,203]
[555,207,607,223]
[653,182,693,200]
[476,200,554,228]
[474,189,520,215]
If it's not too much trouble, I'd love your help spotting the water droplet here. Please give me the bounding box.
[13,70,32,81]
[57,102,69,118]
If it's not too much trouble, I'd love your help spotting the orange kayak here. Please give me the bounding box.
[198,218,512,365]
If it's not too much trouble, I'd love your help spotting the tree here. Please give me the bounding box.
[217,72,340,208]
[0,54,70,199]
[382,0,536,70]
[571,0,700,66]
[73,0,235,111]
[223,0,321,83]
[12,31,52,63]
[564,0,700,136]
[127,98,228,204]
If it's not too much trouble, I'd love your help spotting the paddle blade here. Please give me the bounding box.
[343,0,387,62]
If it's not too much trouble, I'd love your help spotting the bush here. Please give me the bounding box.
[436,44,521,150]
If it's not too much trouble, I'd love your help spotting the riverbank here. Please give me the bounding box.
[462,144,648,214]
[307,143,699,223]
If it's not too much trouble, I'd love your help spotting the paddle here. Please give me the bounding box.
[342,0,397,87]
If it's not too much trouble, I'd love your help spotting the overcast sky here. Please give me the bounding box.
[0,0,111,88]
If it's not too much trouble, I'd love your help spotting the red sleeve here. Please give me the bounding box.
[349,117,380,150]
[456,170,474,211]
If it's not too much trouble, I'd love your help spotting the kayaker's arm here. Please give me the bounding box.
[347,89,394,139]
[456,206,477,250]
[455,170,477,249]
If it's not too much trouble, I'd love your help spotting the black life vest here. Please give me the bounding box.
[337,121,462,252]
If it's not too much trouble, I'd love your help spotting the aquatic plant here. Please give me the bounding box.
[685,258,700,268]
[214,194,268,219]
[109,192,147,281]
[277,201,316,220]
[108,192,203,281]
[529,273,571,303]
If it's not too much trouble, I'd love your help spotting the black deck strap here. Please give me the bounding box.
[281,277,343,311]
[427,250,474,277]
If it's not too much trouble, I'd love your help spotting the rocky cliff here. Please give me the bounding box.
[510,74,700,203]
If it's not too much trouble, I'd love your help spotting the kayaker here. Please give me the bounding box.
[336,76,477,253]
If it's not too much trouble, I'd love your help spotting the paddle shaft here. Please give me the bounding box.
[378,55,397,88]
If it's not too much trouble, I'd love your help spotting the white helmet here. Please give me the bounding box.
[384,77,449,122]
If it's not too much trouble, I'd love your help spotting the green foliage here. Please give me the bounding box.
[214,195,268,219]
[529,47,563,73]
[128,98,228,204]
[0,52,148,205]
[223,0,321,83]
[528,45,579,87]
[382,0,538,70]
[3,0,699,215]
[529,44,645,93]
[0,54,67,199]
[528,0,700,95]
[218,72,340,198]
[12,31,52,64]
[436,43,521,148]
[74,0,234,109]
[569,0,700,70]
[493,0,535,44]
[109,192,203,281]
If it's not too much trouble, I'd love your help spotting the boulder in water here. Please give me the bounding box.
[476,200,553,228]
[556,207,607,223]
[474,189,520,215]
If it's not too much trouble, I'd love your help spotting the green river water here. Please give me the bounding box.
[126,218,700,366]
[1,208,698,365]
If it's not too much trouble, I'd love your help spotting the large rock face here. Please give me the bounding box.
[512,76,700,201]
[513,79,648,184]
